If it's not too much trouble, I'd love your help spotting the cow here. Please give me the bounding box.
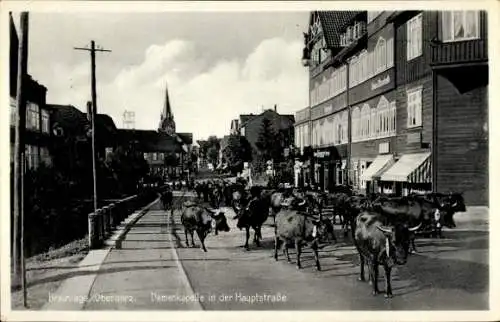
[210,184,223,209]
[274,210,335,271]
[235,194,271,250]
[180,203,230,252]
[160,188,174,211]
[354,211,421,298]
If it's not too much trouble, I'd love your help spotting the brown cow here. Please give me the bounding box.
[274,210,335,271]
[354,211,421,298]
[180,203,230,252]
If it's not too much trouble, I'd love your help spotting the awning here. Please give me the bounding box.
[380,152,431,183]
[360,154,395,181]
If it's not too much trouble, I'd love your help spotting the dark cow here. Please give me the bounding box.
[235,195,270,250]
[180,203,230,252]
[354,211,421,298]
[274,210,335,270]
[160,188,174,211]
[194,182,204,199]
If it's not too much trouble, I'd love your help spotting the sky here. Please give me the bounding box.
[12,11,310,142]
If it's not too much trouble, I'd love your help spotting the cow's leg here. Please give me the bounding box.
[295,240,302,269]
[410,234,418,253]
[190,231,195,247]
[254,227,261,247]
[282,241,291,262]
[383,263,393,298]
[358,254,366,282]
[274,237,281,261]
[197,230,207,252]
[184,228,190,247]
[371,261,380,295]
[311,242,321,271]
[244,227,250,251]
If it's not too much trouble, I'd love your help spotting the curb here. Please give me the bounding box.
[167,209,204,311]
[42,195,161,311]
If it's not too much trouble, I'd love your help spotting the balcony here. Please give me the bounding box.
[430,38,488,68]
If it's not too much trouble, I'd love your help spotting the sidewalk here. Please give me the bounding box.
[450,206,489,231]
[43,202,201,310]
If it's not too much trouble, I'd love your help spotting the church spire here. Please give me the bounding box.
[159,82,176,135]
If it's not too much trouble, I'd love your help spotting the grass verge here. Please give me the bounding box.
[10,237,89,310]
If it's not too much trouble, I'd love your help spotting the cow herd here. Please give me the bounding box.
[160,179,467,298]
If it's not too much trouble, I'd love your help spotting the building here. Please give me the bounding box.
[237,106,295,163]
[298,10,488,205]
[116,129,183,177]
[49,104,118,174]
[298,11,360,191]
[10,14,52,170]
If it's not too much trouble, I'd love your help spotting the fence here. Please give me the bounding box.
[87,187,161,249]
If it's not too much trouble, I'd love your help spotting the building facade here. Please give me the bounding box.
[10,14,52,170]
[298,10,488,205]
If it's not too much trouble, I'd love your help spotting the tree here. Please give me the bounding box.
[223,134,253,175]
[255,117,283,164]
[106,144,149,194]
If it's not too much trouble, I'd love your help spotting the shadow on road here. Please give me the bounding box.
[26,264,174,287]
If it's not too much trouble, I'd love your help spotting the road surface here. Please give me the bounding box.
[83,200,488,310]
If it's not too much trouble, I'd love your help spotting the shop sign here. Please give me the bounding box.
[314,151,330,159]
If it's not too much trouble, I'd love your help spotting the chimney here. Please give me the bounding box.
[274,104,277,112]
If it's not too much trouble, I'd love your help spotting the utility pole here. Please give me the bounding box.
[12,12,29,307]
[74,41,111,213]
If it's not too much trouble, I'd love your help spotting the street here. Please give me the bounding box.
[83,200,488,311]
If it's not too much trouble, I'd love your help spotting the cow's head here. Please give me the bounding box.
[236,198,257,229]
[448,192,466,212]
[207,209,230,232]
[312,217,335,243]
[376,221,421,266]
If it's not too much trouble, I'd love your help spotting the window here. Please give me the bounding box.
[389,101,396,133]
[152,153,158,161]
[25,145,39,170]
[386,37,394,68]
[341,111,348,144]
[407,86,423,128]
[41,109,50,133]
[376,37,387,73]
[240,126,246,136]
[26,102,40,131]
[361,104,370,139]
[407,13,423,61]
[351,107,360,142]
[144,153,148,160]
[40,147,51,166]
[159,153,164,160]
[442,11,480,42]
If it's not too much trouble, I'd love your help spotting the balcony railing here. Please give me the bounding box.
[430,39,487,67]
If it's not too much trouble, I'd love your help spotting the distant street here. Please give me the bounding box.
[83,199,488,310]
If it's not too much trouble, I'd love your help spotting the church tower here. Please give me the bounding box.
[158,83,176,135]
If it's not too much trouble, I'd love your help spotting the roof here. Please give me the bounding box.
[239,114,257,127]
[49,104,89,136]
[241,109,295,129]
[315,11,361,48]
[117,129,183,153]
[177,132,193,145]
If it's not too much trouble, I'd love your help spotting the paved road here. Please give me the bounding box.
[84,201,488,310]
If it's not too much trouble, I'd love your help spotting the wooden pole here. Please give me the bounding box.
[12,12,29,308]
[74,41,111,213]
